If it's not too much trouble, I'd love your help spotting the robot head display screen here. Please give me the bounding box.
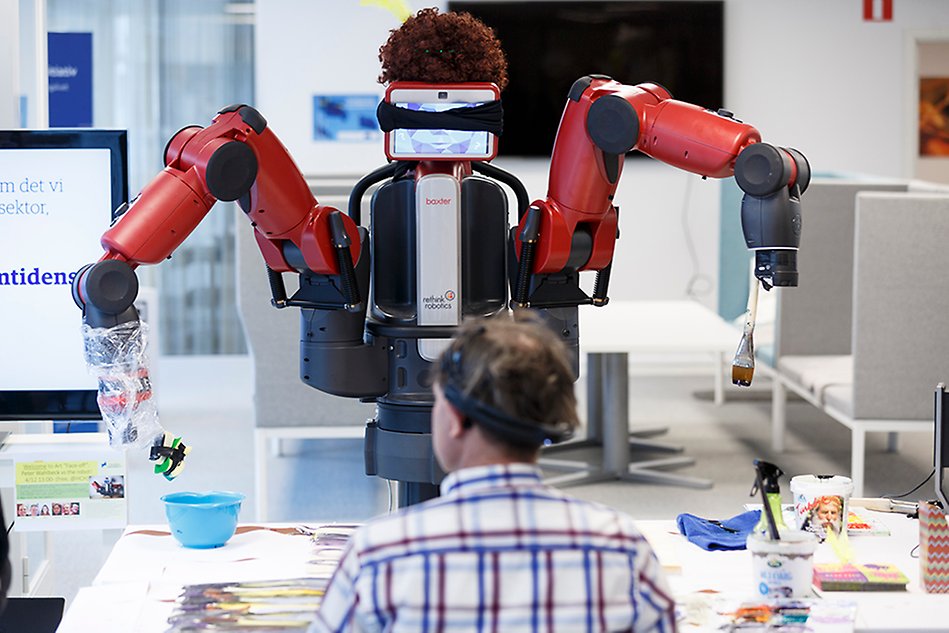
[386,86,498,160]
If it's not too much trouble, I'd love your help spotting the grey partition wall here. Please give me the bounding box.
[235,219,374,431]
[850,192,949,420]
[768,186,949,495]
[774,179,907,360]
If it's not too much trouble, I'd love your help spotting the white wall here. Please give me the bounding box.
[256,0,439,176]
[255,0,720,304]
[495,157,721,304]
[255,0,949,306]
[727,0,949,179]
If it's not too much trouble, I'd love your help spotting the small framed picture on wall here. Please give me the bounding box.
[912,39,949,184]
[919,77,949,157]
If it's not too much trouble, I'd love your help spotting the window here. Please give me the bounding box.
[47,0,255,354]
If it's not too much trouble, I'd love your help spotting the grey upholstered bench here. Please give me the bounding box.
[770,186,949,495]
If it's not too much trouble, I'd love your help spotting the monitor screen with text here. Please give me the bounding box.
[0,130,127,419]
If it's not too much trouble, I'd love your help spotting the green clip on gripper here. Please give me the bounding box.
[150,432,190,481]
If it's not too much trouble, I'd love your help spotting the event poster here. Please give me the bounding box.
[48,32,93,127]
[313,94,381,141]
[14,451,126,531]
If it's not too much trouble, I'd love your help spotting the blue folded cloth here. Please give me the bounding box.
[676,509,761,551]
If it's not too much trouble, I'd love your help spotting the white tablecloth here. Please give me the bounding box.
[59,512,946,632]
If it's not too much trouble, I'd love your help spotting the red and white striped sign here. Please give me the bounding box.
[864,0,893,21]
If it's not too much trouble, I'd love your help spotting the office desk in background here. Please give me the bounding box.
[581,300,740,406]
[545,300,740,489]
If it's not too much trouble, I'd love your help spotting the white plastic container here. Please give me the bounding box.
[789,474,854,537]
[747,530,819,598]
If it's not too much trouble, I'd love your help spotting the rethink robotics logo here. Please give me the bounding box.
[0,267,77,287]
[423,289,456,311]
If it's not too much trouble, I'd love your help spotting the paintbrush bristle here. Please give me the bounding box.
[732,363,754,387]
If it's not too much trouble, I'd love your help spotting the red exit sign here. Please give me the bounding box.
[864,0,893,21]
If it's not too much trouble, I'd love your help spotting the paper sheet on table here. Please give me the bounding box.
[154,556,337,596]
[637,522,683,573]
[852,592,948,630]
[96,529,314,584]
[57,582,151,633]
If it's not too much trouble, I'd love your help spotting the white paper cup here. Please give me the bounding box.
[789,474,854,537]
[747,530,818,598]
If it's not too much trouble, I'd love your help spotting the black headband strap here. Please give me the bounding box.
[442,382,573,446]
[376,100,504,135]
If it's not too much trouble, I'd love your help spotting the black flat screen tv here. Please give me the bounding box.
[0,129,128,420]
[449,1,725,157]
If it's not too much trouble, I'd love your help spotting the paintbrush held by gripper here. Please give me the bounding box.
[732,275,759,387]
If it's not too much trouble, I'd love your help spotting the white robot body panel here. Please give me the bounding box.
[415,173,461,361]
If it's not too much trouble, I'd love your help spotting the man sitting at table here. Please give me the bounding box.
[312,312,676,632]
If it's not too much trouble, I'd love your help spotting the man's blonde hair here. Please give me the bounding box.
[435,311,580,450]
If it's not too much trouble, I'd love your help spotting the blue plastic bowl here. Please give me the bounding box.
[161,491,245,549]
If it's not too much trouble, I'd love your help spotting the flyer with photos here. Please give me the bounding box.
[14,451,127,531]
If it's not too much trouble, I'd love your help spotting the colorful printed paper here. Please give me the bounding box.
[163,523,359,631]
[812,562,908,592]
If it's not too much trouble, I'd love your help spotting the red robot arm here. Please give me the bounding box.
[70,105,372,481]
[73,105,363,327]
[513,75,809,306]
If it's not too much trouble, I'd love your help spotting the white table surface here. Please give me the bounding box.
[58,511,945,632]
[657,510,949,632]
[57,524,324,633]
[578,300,740,354]
[579,299,742,411]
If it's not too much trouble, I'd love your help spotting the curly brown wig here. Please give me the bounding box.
[378,7,508,91]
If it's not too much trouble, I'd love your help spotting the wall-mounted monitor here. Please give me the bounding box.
[449,1,725,157]
[0,129,128,420]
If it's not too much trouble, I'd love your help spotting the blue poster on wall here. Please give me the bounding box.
[48,32,93,127]
[313,95,381,142]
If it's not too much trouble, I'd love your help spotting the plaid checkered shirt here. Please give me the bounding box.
[311,463,676,633]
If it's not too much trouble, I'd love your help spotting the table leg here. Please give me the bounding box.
[540,354,616,486]
[606,352,712,488]
[771,379,787,453]
[851,429,866,498]
[602,353,631,474]
[587,354,604,444]
[541,352,712,490]
[542,354,606,456]
[540,354,629,486]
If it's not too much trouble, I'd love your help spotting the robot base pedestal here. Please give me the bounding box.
[397,481,440,507]
[364,404,444,508]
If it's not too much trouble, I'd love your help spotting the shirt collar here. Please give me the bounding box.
[439,463,544,496]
